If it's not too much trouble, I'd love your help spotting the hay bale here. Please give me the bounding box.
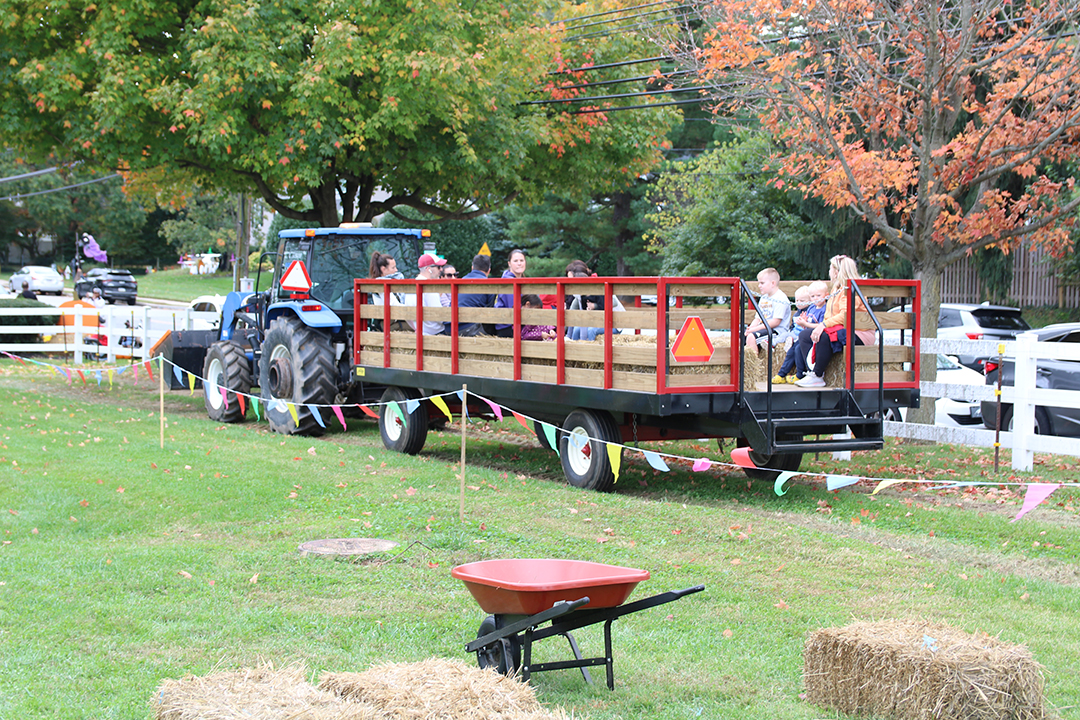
[153,663,380,720]
[804,620,1046,720]
[320,657,571,719]
[154,658,575,720]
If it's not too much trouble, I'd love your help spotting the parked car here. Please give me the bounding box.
[887,354,984,426]
[187,295,227,330]
[75,268,138,304]
[8,265,65,295]
[889,302,1030,370]
[980,323,1080,436]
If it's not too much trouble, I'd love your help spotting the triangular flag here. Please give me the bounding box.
[359,404,380,419]
[456,390,466,402]
[826,474,860,491]
[541,423,558,456]
[108,369,114,387]
[133,363,138,385]
[252,397,261,421]
[173,364,184,387]
[1012,483,1061,522]
[308,404,326,428]
[570,430,588,450]
[871,478,906,495]
[481,397,503,421]
[287,402,299,426]
[774,471,800,496]
[76,369,86,385]
[430,395,453,424]
[95,370,102,386]
[236,393,246,417]
[692,458,711,472]
[607,443,622,482]
[730,447,755,468]
[405,398,420,414]
[144,360,153,381]
[220,386,229,409]
[642,450,670,472]
[63,367,71,383]
[188,370,196,395]
[513,411,532,433]
[388,401,405,425]
[332,405,347,430]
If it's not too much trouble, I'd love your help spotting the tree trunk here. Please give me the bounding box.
[907,259,944,426]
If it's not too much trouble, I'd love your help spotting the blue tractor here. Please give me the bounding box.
[200,226,425,435]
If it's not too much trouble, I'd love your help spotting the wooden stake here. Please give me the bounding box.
[159,355,165,449]
[460,383,467,523]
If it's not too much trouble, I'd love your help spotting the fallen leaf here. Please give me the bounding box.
[774,600,789,609]
[307,447,316,456]
[116,487,124,493]
[178,570,192,579]
[730,559,742,566]
[249,574,259,584]
[406,487,416,496]
[722,629,734,638]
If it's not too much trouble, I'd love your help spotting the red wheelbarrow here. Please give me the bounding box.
[452,559,705,689]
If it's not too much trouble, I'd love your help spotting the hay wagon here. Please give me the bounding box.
[352,275,921,490]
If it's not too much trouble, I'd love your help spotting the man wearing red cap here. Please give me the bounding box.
[408,253,448,335]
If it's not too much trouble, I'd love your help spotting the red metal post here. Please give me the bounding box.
[556,282,566,385]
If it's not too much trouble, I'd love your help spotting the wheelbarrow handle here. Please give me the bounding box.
[465,596,591,652]
[535,584,706,639]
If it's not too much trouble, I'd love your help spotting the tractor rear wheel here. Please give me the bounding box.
[203,340,252,423]
[259,316,335,436]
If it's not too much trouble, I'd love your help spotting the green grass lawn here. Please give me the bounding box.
[135,268,239,302]
[1,359,1079,719]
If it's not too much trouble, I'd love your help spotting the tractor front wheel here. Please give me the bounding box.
[259,317,335,436]
[203,340,252,423]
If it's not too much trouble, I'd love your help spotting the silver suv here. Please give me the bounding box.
[937,303,1030,370]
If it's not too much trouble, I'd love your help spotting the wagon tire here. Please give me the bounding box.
[558,409,620,492]
[735,437,803,483]
[259,316,336,436]
[535,419,561,453]
[203,340,252,423]
[475,616,520,676]
[379,386,428,455]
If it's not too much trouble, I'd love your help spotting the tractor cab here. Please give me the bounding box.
[273,227,425,317]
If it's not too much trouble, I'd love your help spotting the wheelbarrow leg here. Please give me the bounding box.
[603,619,615,690]
[561,631,593,685]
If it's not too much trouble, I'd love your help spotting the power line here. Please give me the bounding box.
[0,166,59,184]
[524,85,704,106]
[0,173,121,201]
[553,0,681,27]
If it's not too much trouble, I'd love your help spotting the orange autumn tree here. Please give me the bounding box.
[665,0,1080,336]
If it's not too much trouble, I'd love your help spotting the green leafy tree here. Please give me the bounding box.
[498,180,662,277]
[378,213,504,275]
[646,134,860,279]
[0,0,677,227]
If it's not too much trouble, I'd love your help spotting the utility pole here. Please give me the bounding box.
[233,193,252,292]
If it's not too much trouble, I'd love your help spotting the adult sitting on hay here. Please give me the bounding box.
[793,255,877,388]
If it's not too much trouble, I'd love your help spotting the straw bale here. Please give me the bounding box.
[320,657,571,719]
[804,620,1046,720]
[153,663,381,720]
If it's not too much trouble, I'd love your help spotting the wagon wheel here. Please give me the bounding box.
[733,437,803,483]
[475,616,521,676]
[558,409,620,492]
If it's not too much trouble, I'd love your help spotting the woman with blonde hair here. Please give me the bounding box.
[793,255,877,387]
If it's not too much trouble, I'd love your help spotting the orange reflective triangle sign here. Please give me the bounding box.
[671,316,714,363]
[280,260,312,293]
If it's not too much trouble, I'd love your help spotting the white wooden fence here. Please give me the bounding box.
[0,305,217,365]
[0,307,1075,471]
[886,334,1080,470]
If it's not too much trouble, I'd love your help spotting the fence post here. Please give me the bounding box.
[139,305,151,360]
[73,307,85,365]
[1011,332,1037,472]
[104,306,117,364]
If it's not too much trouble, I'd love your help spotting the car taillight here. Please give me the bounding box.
[984,360,999,374]
[966,332,983,340]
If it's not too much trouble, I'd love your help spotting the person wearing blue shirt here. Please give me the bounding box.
[457,255,495,336]
[773,280,829,383]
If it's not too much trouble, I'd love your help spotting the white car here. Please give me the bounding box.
[187,295,227,330]
[9,265,65,295]
[886,354,983,426]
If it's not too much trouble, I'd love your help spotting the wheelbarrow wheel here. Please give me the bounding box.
[475,616,520,676]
